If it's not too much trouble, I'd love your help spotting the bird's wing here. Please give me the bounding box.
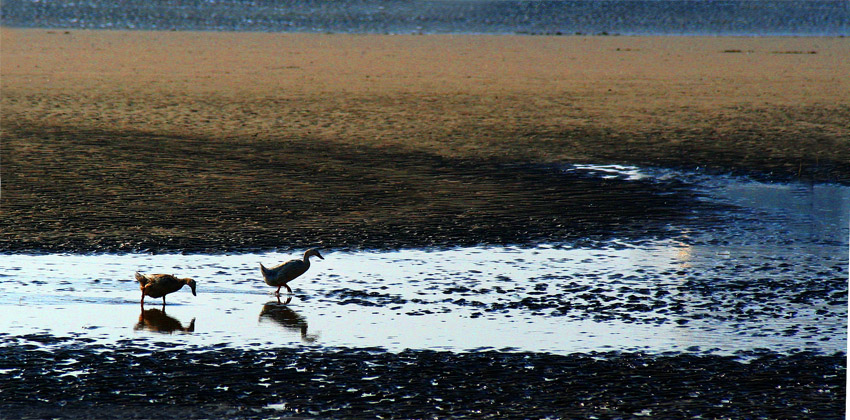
[272,259,302,271]
[277,260,309,280]
[146,274,181,291]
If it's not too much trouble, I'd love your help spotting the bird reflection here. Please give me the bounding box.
[259,298,318,343]
[135,308,195,334]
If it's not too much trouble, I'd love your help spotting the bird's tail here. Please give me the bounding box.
[259,263,270,279]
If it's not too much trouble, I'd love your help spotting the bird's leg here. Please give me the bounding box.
[162,296,167,306]
[141,293,145,306]
[285,284,293,294]
[275,286,282,296]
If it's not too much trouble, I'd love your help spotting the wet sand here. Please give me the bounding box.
[2,29,850,252]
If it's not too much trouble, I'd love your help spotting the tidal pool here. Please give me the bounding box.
[1,166,846,357]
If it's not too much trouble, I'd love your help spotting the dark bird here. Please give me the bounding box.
[135,272,197,306]
[260,248,323,295]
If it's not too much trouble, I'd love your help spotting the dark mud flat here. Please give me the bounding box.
[2,125,717,253]
[0,337,844,419]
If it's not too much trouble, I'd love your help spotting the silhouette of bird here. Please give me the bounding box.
[260,248,324,295]
[135,272,197,306]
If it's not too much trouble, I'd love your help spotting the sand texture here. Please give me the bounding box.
[2,29,849,251]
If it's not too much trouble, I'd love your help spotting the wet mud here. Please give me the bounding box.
[0,336,844,419]
[0,123,778,254]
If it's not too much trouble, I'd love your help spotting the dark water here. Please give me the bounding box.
[2,0,848,35]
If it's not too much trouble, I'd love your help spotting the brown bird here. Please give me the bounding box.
[135,272,197,306]
[260,248,324,295]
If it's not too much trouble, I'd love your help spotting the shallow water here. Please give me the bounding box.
[2,166,846,357]
[3,0,848,35]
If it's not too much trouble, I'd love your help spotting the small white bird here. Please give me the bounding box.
[260,248,324,295]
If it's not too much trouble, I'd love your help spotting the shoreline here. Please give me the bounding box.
[6,24,850,36]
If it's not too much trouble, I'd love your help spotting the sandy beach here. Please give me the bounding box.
[2,28,849,252]
[3,29,849,167]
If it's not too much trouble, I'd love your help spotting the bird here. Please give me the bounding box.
[260,248,324,295]
[135,272,197,306]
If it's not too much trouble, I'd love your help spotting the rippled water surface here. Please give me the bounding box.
[3,0,848,35]
[2,166,846,356]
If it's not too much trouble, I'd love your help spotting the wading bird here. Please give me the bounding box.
[135,272,197,306]
[260,248,324,295]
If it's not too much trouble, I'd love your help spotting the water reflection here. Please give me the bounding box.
[259,300,318,343]
[135,308,195,334]
[676,247,692,266]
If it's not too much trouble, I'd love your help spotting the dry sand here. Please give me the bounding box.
[3,29,848,168]
[2,28,849,251]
